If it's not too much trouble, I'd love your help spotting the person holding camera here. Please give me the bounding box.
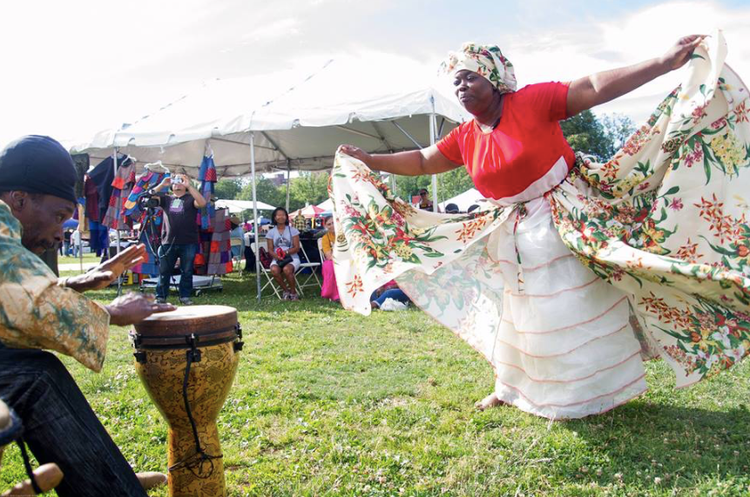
[149,173,207,305]
[266,207,301,301]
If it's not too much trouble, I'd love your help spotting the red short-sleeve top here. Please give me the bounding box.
[436,82,575,200]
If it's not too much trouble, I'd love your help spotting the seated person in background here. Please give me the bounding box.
[370,280,411,310]
[319,215,339,302]
[229,215,244,259]
[444,202,460,214]
[0,135,175,496]
[267,207,302,301]
[467,204,480,214]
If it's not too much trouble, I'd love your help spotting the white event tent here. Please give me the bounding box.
[215,199,275,213]
[316,198,333,211]
[71,56,471,299]
[438,188,485,212]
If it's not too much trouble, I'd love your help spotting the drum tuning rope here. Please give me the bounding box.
[1,408,42,494]
[168,333,222,479]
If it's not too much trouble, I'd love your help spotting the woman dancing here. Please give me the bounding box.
[332,31,750,419]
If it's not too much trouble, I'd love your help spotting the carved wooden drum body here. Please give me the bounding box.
[131,305,242,497]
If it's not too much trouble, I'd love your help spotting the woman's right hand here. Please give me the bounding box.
[338,144,372,165]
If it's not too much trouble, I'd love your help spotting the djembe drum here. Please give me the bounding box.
[131,305,243,497]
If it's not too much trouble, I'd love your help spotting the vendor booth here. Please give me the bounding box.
[71,57,470,300]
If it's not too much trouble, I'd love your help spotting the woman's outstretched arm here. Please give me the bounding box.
[337,144,461,176]
[567,34,706,117]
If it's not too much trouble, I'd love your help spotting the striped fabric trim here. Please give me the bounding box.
[497,373,647,409]
[493,323,630,358]
[504,277,599,298]
[502,296,627,334]
[484,253,576,272]
[494,348,642,384]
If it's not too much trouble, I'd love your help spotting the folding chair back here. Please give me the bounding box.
[317,237,325,263]
[295,242,321,296]
[251,242,285,299]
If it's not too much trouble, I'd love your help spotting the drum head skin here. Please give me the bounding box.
[134,305,238,337]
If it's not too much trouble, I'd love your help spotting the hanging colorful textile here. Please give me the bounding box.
[88,155,133,222]
[330,33,750,419]
[123,171,168,219]
[83,175,100,222]
[198,155,217,230]
[195,208,233,275]
[102,161,136,229]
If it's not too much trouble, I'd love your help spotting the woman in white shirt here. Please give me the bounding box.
[266,207,301,300]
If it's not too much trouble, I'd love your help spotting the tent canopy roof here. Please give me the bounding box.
[71,58,470,178]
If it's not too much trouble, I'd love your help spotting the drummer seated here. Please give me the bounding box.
[0,136,174,497]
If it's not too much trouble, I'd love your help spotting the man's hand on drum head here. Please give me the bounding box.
[105,292,176,326]
[62,244,148,293]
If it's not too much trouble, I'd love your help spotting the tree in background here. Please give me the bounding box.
[395,175,432,203]
[214,179,242,200]
[600,113,636,154]
[288,171,329,211]
[437,167,475,204]
[239,176,286,208]
[561,111,635,161]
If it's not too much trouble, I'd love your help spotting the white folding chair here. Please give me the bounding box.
[317,237,325,264]
[230,239,243,272]
[251,242,285,300]
[294,242,321,296]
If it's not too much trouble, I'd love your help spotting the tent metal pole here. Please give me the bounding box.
[250,133,262,302]
[429,100,438,213]
[78,200,84,274]
[391,122,422,149]
[112,148,123,295]
[285,160,291,211]
[335,125,384,141]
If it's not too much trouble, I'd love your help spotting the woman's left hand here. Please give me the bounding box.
[660,35,707,71]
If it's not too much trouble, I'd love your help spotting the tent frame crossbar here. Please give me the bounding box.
[391,121,423,149]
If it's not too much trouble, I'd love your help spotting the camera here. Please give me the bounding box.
[138,193,161,210]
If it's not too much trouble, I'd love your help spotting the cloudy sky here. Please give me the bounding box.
[0,0,748,149]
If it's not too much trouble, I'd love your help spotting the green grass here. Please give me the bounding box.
[58,253,101,265]
[2,272,750,496]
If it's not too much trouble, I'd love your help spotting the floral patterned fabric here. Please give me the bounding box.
[331,32,750,417]
[440,43,517,93]
[0,201,110,372]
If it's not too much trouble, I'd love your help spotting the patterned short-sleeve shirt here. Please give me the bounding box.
[0,200,110,372]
